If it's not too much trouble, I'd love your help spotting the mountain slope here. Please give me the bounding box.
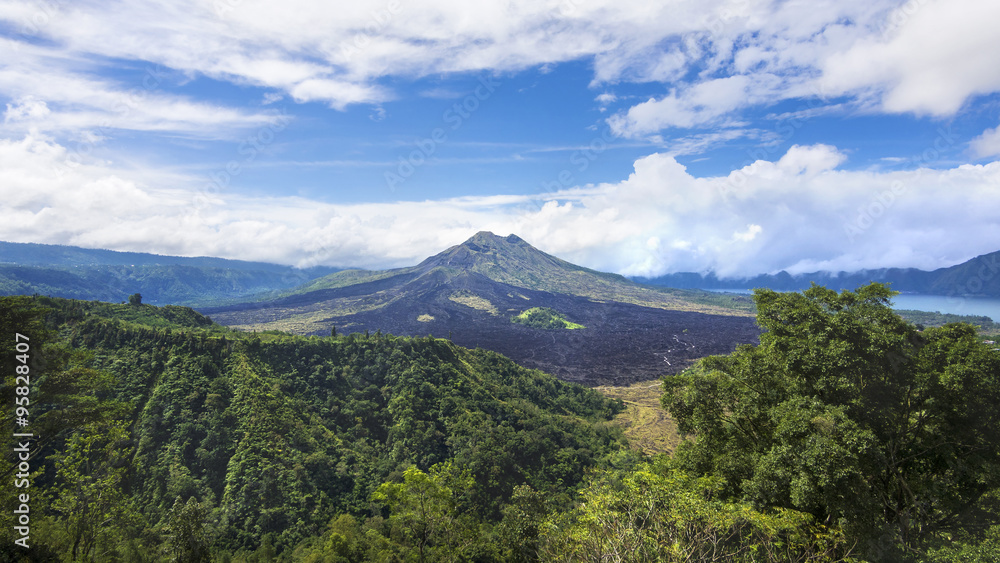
[272,232,753,315]
[636,249,1000,297]
[924,250,1000,296]
[204,232,760,384]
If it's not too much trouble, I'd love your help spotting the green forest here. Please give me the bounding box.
[2,283,1000,561]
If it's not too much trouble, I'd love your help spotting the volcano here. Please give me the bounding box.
[203,232,760,384]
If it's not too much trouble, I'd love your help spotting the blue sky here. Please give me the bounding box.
[2,0,1000,278]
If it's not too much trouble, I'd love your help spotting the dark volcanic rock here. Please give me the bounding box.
[311,275,760,386]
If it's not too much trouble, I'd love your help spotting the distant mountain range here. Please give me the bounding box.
[0,241,339,306]
[202,232,761,385]
[634,250,1000,298]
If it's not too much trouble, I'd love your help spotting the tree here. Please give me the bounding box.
[128,293,142,306]
[496,485,554,562]
[164,496,213,562]
[48,420,140,561]
[537,459,847,562]
[661,283,1000,559]
[370,462,479,562]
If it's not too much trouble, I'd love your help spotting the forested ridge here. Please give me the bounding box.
[3,286,1000,562]
[1,296,628,560]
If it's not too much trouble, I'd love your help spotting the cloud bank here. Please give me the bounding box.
[3,134,997,278]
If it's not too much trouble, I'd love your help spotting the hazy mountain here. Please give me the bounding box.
[203,232,760,385]
[635,250,1000,297]
[0,241,339,305]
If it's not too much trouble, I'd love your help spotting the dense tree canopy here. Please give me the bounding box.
[662,283,1000,560]
[4,286,1000,561]
[1,296,626,560]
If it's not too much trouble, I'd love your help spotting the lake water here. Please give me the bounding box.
[704,289,1000,322]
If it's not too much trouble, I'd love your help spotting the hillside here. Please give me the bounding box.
[204,232,760,384]
[1,295,629,558]
[0,241,338,306]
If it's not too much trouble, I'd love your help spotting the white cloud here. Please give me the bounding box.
[972,124,1000,159]
[3,134,998,278]
[732,224,762,243]
[4,96,50,122]
[606,0,1000,138]
[4,0,1000,138]
[662,128,756,157]
[0,40,278,138]
[595,92,617,105]
[821,0,1000,116]
[288,78,389,109]
[774,144,847,176]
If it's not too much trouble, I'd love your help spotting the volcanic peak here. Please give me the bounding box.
[417,232,542,271]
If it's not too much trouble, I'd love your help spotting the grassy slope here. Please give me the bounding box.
[283,268,400,294]
[595,381,681,456]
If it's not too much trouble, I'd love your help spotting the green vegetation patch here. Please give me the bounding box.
[512,306,585,330]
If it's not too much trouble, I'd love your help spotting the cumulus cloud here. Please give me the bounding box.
[4,96,50,122]
[3,134,998,278]
[972,124,1000,159]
